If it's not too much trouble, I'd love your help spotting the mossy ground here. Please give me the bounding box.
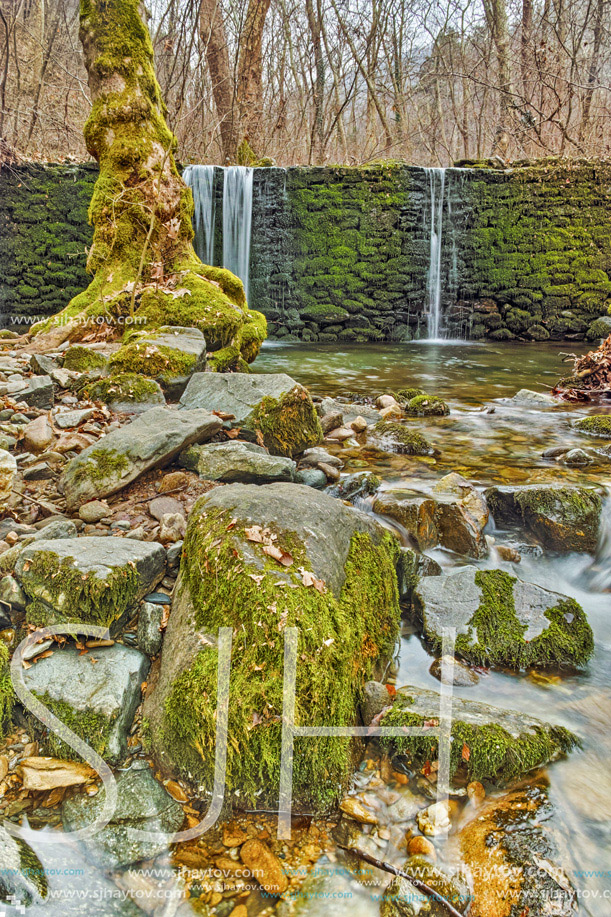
[108,341,196,379]
[373,421,432,455]
[63,344,107,372]
[21,548,141,627]
[151,504,401,809]
[252,386,323,456]
[0,643,14,736]
[380,694,577,783]
[575,414,611,438]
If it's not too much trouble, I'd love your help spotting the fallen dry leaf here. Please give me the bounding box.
[263,544,293,566]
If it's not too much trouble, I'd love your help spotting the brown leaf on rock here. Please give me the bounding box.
[263,544,293,566]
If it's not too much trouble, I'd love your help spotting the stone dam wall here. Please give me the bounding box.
[1,159,610,342]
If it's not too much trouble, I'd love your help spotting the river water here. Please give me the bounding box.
[254,341,611,916]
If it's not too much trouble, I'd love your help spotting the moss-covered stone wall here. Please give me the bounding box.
[0,163,96,327]
[2,159,611,341]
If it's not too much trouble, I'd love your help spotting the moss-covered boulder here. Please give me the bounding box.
[109,326,207,398]
[575,414,611,438]
[179,372,323,456]
[85,372,165,413]
[14,536,166,627]
[62,345,108,373]
[22,643,149,763]
[381,686,578,784]
[143,482,401,810]
[61,406,222,509]
[371,421,433,456]
[459,778,575,916]
[412,567,593,669]
[403,394,450,417]
[484,484,603,553]
[585,316,611,341]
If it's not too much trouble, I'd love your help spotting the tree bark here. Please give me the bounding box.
[30,0,265,368]
[199,0,237,162]
[236,0,271,156]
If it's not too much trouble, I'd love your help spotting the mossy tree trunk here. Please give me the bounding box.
[30,0,265,369]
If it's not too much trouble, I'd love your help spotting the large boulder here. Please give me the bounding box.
[15,536,165,627]
[144,482,400,810]
[108,326,207,399]
[60,406,222,509]
[459,778,575,917]
[374,474,488,558]
[484,484,602,553]
[23,643,149,763]
[412,567,593,669]
[179,373,323,456]
[62,762,184,867]
[180,440,296,484]
[380,685,578,784]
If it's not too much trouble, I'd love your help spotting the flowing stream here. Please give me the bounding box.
[424,168,447,340]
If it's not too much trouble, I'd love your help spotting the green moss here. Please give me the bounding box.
[380,695,577,783]
[419,569,594,669]
[63,345,107,372]
[207,344,242,373]
[301,304,349,324]
[30,692,111,761]
[239,309,267,364]
[20,548,140,627]
[69,446,129,489]
[394,387,424,403]
[373,421,432,456]
[153,505,400,808]
[404,394,450,417]
[0,643,14,735]
[86,372,163,406]
[252,386,323,456]
[575,414,611,438]
[108,341,196,379]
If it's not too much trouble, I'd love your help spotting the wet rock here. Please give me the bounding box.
[300,448,343,469]
[19,375,54,409]
[319,397,379,426]
[371,422,433,456]
[144,482,400,808]
[406,836,436,859]
[240,839,288,895]
[509,389,557,406]
[340,795,378,825]
[23,643,149,764]
[138,601,164,656]
[15,536,165,627]
[320,410,343,433]
[17,757,95,791]
[459,779,575,917]
[278,861,373,917]
[361,681,392,724]
[23,415,54,452]
[78,500,109,523]
[295,467,327,489]
[484,483,602,553]
[429,655,479,686]
[396,548,442,602]
[416,801,451,836]
[180,372,323,456]
[61,406,222,509]
[377,395,400,410]
[0,449,16,511]
[374,479,488,559]
[0,824,48,906]
[404,395,450,417]
[561,447,594,466]
[575,413,611,438]
[180,440,296,484]
[495,544,521,562]
[413,566,593,669]
[380,685,578,783]
[62,762,184,867]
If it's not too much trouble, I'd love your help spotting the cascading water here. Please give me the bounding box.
[424,167,447,340]
[222,166,254,300]
[183,165,216,265]
[584,492,611,592]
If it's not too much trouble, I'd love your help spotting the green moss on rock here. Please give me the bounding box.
[86,372,164,407]
[373,421,432,455]
[404,394,450,417]
[575,414,611,438]
[31,693,110,761]
[252,386,324,456]
[108,341,196,379]
[63,345,107,372]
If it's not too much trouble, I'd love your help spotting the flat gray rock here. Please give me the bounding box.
[61,406,222,509]
[62,762,184,867]
[180,371,300,421]
[23,643,149,764]
[15,536,166,627]
[180,440,296,484]
[18,375,54,409]
[413,566,593,669]
[54,408,95,429]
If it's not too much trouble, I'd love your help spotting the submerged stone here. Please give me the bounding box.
[484,483,602,553]
[371,422,433,456]
[62,762,184,867]
[144,482,400,810]
[381,685,578,783]
[179,372,323,455]
[412,567,593,669]
[15,536,165,627]
[180,440,296,484]
[61,406,222,508]
[23,643,149,764]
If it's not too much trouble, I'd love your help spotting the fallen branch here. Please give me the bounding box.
[336,843,468,917]
[555,335,611,394]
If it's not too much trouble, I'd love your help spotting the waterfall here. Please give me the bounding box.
[584,494,611,591]
[183,165,216,265]
[222,166,254,300]
[424,167,447,340]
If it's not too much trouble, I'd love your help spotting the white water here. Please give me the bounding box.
[183,165,216,265]
[222,166,254,300]
[424,167,447,340]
